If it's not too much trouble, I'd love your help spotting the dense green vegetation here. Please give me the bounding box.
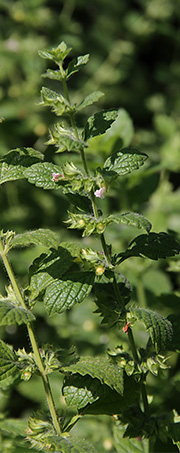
[0,1,180,452]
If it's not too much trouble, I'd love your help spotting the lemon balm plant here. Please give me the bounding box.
[0,42,180,453]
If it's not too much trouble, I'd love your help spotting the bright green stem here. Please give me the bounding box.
[0,241,61,435]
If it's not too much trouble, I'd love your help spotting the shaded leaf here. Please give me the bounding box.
[0,148,43,184]
[62,355,123,394]
[108,212,151,233]
[118,232,180,262]
[44,271,94,315]
[0,300,35,326]
[167,314,180,352]
[24,162,63,190]
[0,340,17,381]
[130,307,173,351]
[83,374,139,415]
[103,147,147,178]
[11,229,59,250]
[67,54,89,78]
[113,423,149,453]
[84,109,118,141]
[29,244,78,301]
[93,276,132,327]
[77,91,104,111]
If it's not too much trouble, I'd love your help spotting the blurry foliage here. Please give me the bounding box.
[0,0,180,451]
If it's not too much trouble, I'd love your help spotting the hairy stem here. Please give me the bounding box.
[0,241,61,435]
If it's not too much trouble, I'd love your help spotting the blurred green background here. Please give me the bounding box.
[0,1,180,451]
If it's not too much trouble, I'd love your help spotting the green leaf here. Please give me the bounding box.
[65,374,139,415]
[29,244,78,301]
[113,423,149,453]
[77,91,104,111]
[49,434,98,453]
[93,276,132,327]
[84,109,118,141]
[62,355,123,394]
[0,340,17,381]
[103,147,148,178]
[0,148,43,184]
[67,54,89,78]
[11,229,59,250]
[63,374,102,409]
[39,42,71,64]
[42,68,63,81]
[167,314,180,352]
[44,271,94,315]
[24,162,63,190]
[40,87,68,116]
[47,124,85,153]
[119,232,180,262]
[107,212,152,233]
[0,300,35,326]
[130,307,173,351]
[0,418,27,437]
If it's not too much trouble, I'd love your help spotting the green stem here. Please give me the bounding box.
[0,241,61,435]
[60,70,151,420]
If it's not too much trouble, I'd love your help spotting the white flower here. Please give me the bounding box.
[94,186,106,199]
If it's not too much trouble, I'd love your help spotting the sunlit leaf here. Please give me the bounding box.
[0,340,17,381]
[62,355,123,394]
[0,300,35,326]
[11,229,59,250]
[107,212,152,233]
[0,148,43,184]
[77,91,104,111]
[103,147,147,177]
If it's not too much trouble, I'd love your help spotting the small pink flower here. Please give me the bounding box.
[52,172,64,182]
[94,186,106,199]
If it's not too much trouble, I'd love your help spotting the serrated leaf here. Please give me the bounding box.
[40,87,68,116]
[62,356,123,394]
[77,91,104,111]
[103,147,147,178]
[63,374,102,409]
[44,271,94,315]
[24,162,63,189]
[42,68,63,81]
[29,245,78,301]
[84,109,118,141]
[0,340,17,381]
[11,229,59,250]
[49,434,98,453]
[93,276,132,327]
[39,42,71,63]
[130,307,173,351]
[107,212,152,233]
[0,418,27,437]
[119,232,180,262]
[82,374,139,415]
[0,148,43,184]
[0,300,35,326]
[113,423,149,453]
[67,54,89,78]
